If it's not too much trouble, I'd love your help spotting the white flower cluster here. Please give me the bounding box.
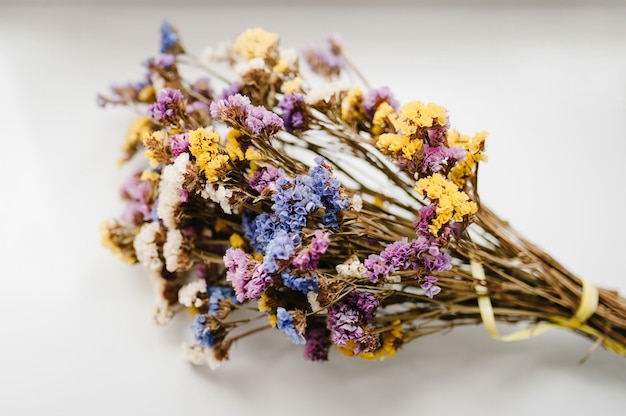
[133,221,163,271]
[163,229,189,272]
[201,183,234,214]
[157,152,192,229]
[335,255,367,279]
[181,344,221,370]
[235,56,266,76]
[351,193,363,212]
[305,80,349,105]
[178,278,208,308]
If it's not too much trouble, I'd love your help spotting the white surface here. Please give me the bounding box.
[1,4,626,415]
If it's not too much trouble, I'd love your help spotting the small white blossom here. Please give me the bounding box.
[133,222,163,271]
[278,48,298,70]
[150,73,166,95]
[202,42,230,62]
[351,194,363,212]
[181,344,221,370]
[307,291,322,312]
[178,279,208,308]
[163,229,189,272]
[336,255,367,279]
[235,57,266,76]
[157,153,192,229]
[201,183,234,214]
[152,300,174,326]
[306,80,349,105]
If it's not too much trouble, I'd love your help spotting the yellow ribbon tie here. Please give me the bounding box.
[470,259,626,355]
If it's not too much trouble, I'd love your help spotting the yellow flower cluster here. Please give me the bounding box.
[189,127,230,182]
[415,173,478,234]
[233,28,279,60]
[99,220,138,264]
[447,129,489,188]
[143,130,171,168]
[229,233,245,249]
[376,101,447,160]
[341,86,364,124]
[336,321,403,361]
[370,101,395,137]
[225,129,245,162]
[119,116,153,165]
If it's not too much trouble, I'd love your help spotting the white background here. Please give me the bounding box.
[1,3,626,415]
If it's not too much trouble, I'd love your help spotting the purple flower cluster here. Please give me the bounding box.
[363,86,399,118]
[364,205,450,294]
[276,307,306,344]
[278,93,308,133]
[224,247,272,302]
[304,34,345,78]
[326,290,379,353]
[420,142,466,174]
[292,230,330,270]
[421,276,441,298]
[210,93,283,136]
[169,132,189,158]
[249,166,284,193]
[303,324,332,362]
[147,88,186,125]
[120,173,153,226]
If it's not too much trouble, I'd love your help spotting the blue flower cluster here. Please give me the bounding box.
[243,159,350,276]
[276,307,306,344]
[191,286,236,348]
[160,20,179,54]
[281,270,319,294]
[207,286,237,315]
[191,314,215,348]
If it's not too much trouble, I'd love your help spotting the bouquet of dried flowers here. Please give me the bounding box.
[98,22,626,369]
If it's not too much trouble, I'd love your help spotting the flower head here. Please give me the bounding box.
[147,88,187,126]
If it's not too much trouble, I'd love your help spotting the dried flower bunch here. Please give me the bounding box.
[99,22,626,369]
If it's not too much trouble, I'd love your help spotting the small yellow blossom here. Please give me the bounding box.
[282,77,302,94]
[143,130,170,168]
[189,127,230,182]
[341,86,364,124]
[416,173,478,234]
[137,85,155,103]
[258,292,273,313]
[214,218,229,233]
[225,129,245,161]
[119,117,153,165]
[245,147,262,161]
[234,28,279,60]
[398,101,447,130]
[448,129,489,188]
[377,321,403,360]
[140,169,160,183]
[336,341,377,360]
[99,220,138,264]
[371,101,396,137]
[229,233,245,249]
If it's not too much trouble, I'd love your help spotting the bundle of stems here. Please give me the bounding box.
[98,23,626,367]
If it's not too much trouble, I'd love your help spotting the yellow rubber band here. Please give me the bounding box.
[470,258,626,355]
